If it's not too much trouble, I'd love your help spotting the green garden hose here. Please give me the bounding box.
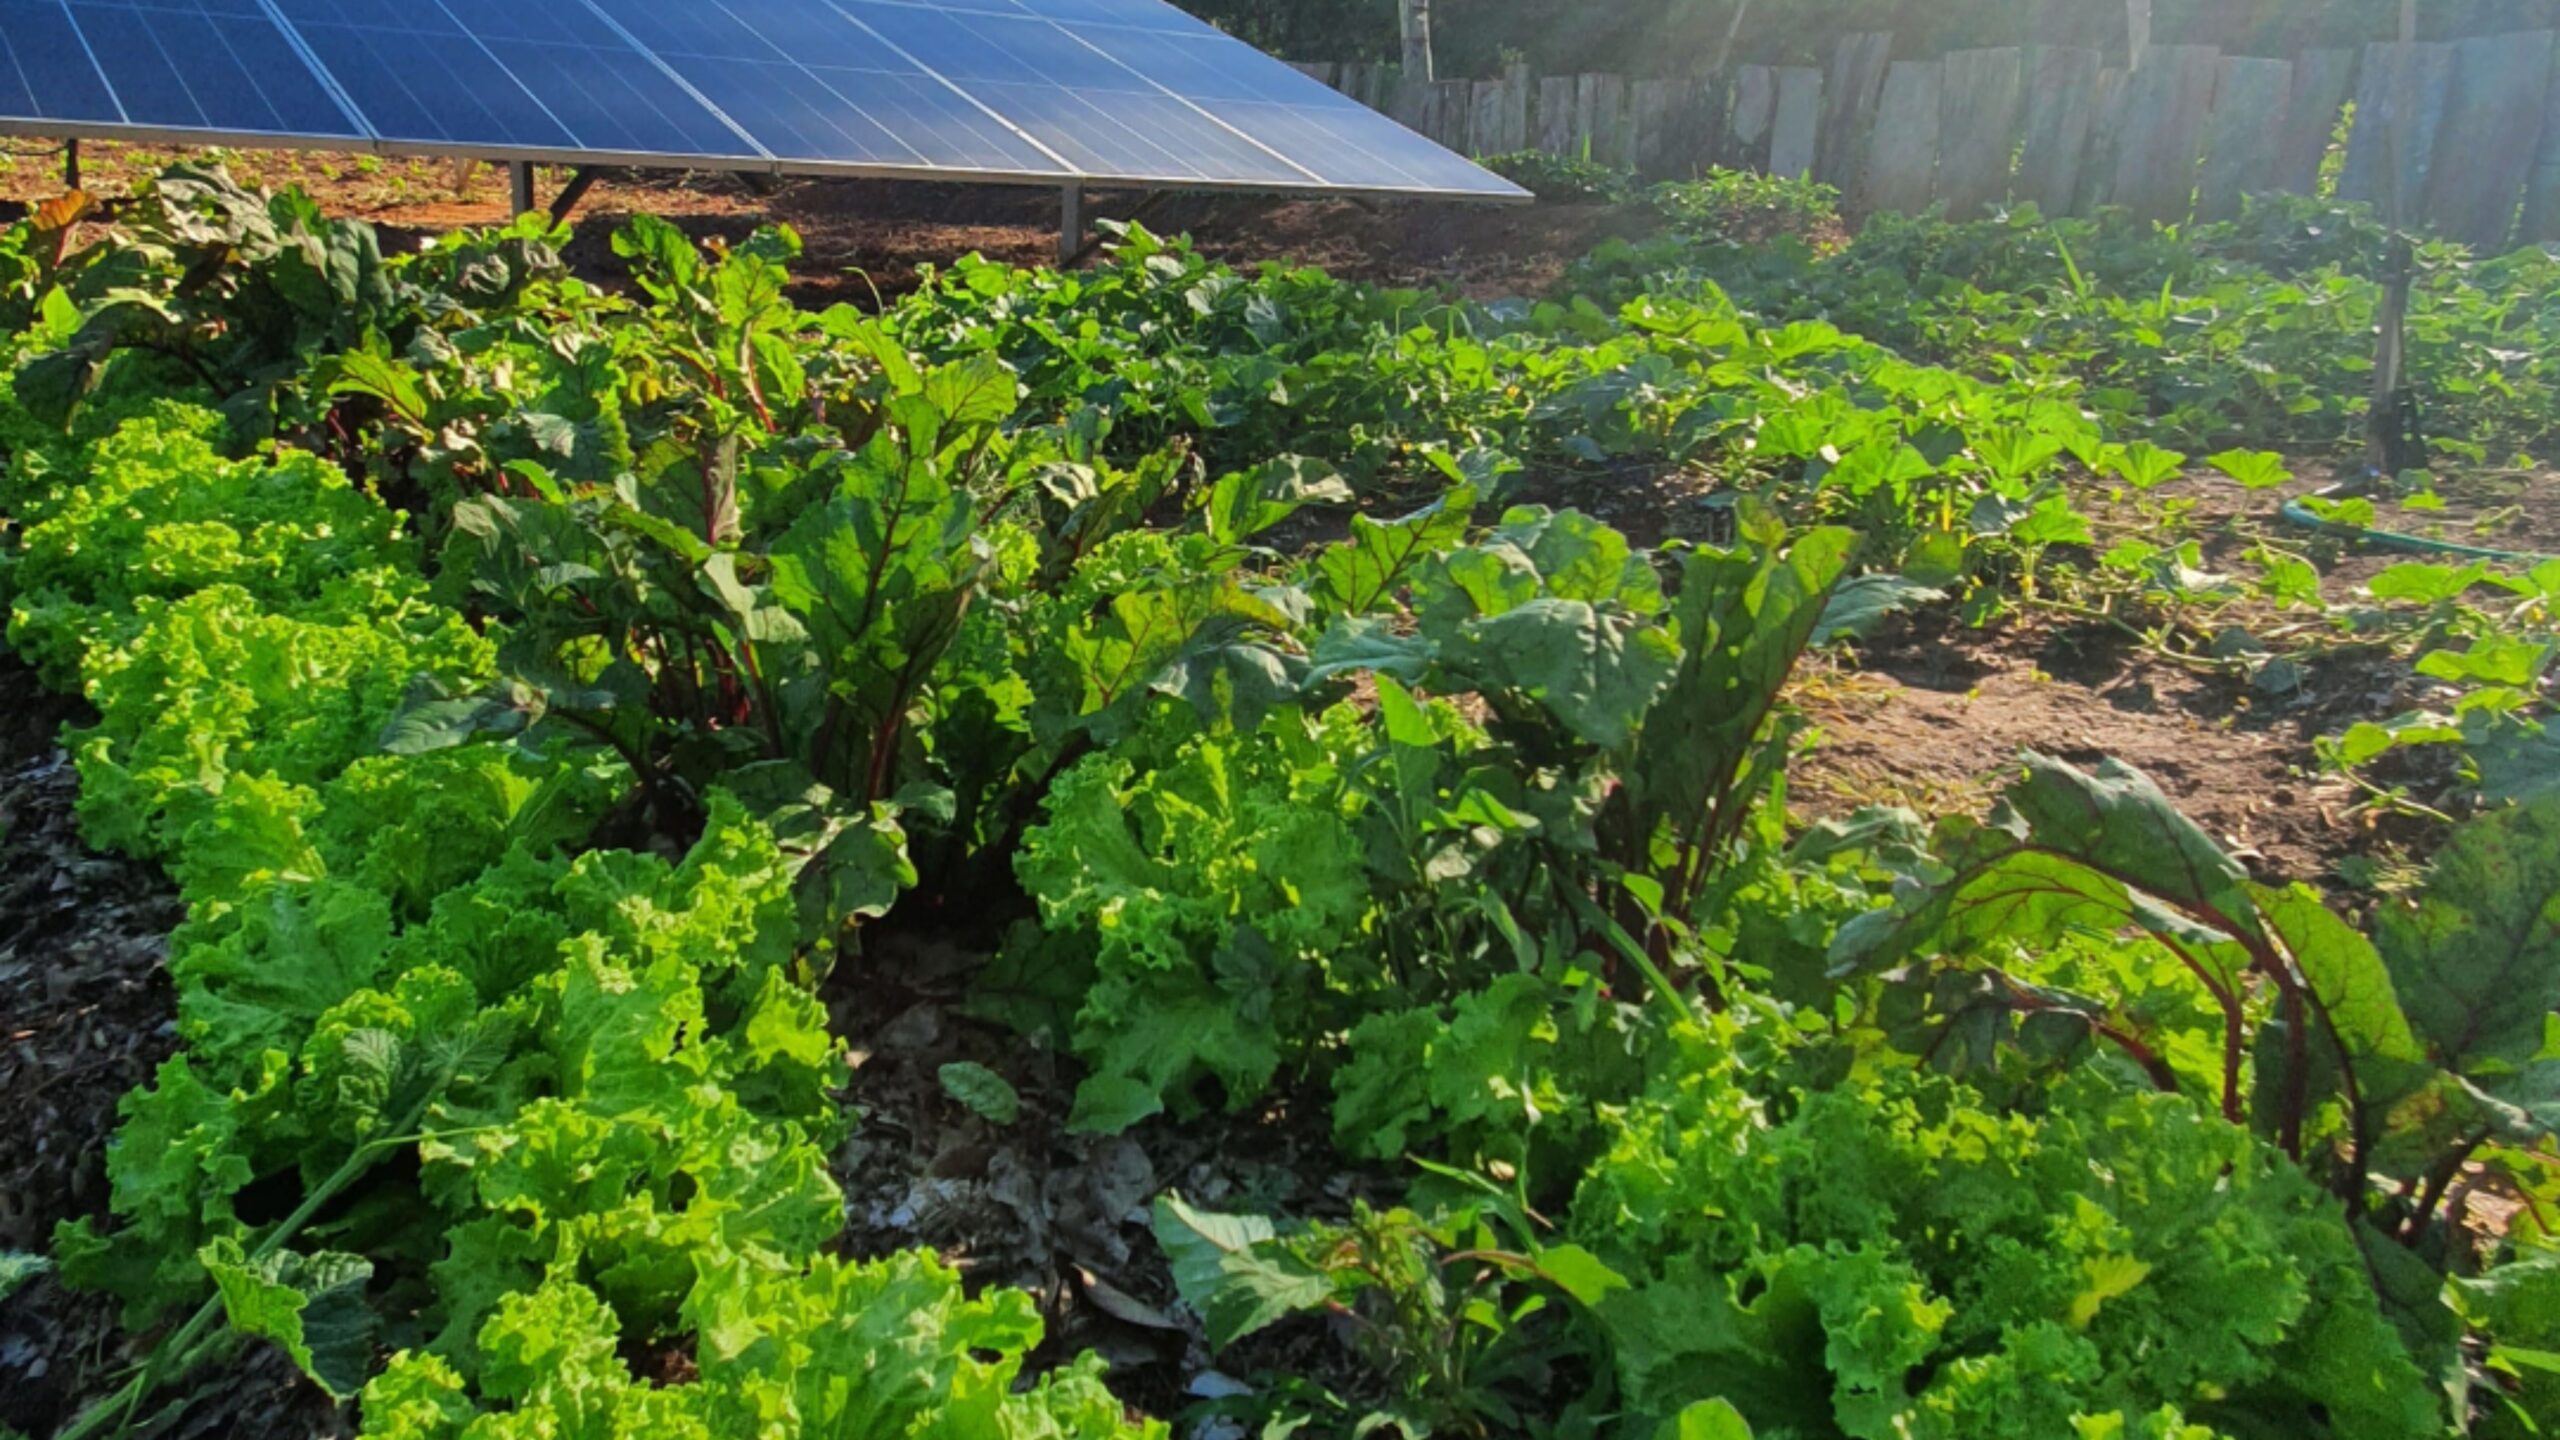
[2279,478,2555,564]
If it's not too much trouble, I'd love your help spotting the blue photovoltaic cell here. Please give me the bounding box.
[273,0,759,159]
[0,0,1524,198]
[1053,22,1509,191]
[596,0,1067,173]
[836,0,1310,182]
[0,1,126,124]
[5,0,362,136]
[1010,0,1206,31]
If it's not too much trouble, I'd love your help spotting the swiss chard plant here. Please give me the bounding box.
[1831,756,2560,1402]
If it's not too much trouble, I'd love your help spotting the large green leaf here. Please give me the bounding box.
[1150,1195,1333,1350]
[1619,526,1852,875]
[2001,753,2265,946]
[2375,796,2560,1074]
[1314,490,1474,615]
[199,1238,379,1399]
[1203,455,1353,546]
[1455,598,1680,749]
[2252,883,2423,1065]
[1831,755,2261,1001]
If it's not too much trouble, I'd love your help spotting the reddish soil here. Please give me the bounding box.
[1796,613,2383,884]
[1801,455,2558,888]
[7,143,1657,309]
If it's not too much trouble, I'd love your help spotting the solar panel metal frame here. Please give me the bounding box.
[0,0,1527,203]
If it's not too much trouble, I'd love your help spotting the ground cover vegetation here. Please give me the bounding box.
[0,159,2552,1440]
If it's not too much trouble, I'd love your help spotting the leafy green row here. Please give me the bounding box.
[1586,196,2560,460]
[0,188,1158,1437]
[1152,760,2560,1438]
[886,219,2116,578]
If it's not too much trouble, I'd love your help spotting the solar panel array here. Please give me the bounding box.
[0,0,1525,198]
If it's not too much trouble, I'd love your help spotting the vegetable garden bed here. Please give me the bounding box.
[0,155,2554,1440]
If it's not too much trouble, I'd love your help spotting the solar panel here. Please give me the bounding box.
[0,0,1527,200]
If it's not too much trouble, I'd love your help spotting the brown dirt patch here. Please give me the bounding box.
[1797,612,2387,884]
[4,142,1654,311]
[512,174,1654,307]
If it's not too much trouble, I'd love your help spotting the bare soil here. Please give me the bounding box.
[819,930,1387,1419]
[1797,454,2559,889]
[1796,611,2393,884]
[2,142,1653,309]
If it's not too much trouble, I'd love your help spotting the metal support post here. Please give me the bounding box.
[509,160,536,216]
[1058,184,1083,267]
[63,137,78,191]
[549,166,605,224]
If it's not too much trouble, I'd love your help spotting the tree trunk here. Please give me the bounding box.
[1399,0,1433,82]
[2126,0,2151,66]
[1713,0,1753,72]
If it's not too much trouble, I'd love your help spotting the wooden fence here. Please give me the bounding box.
[1294,30,2560,248]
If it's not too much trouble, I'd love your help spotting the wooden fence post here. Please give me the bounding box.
[2270,48,2358,196]
[1432,78,1475,153]
[1538,76,1579,155]
[2196,56,2295,221]
[1937,47,2026,218]
[2071,67,2131,212]
[1578,73,1630,167]
[2528,58,2560,240]
[2109,44,2220,223]
[2016,45,2104,214]
[2420,30,2555,249]
[1770,67,1824,179]
[1390,69,1435,131]
[1818,32,1895,187]
[1725,64,1777,170]
[1633,78,1681,179]
[1860,61,1942,213]
[2340,41,2455,207]
[1471,77,1521,155]
[1499,62,1534,151]
[1692,73,1732,173]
